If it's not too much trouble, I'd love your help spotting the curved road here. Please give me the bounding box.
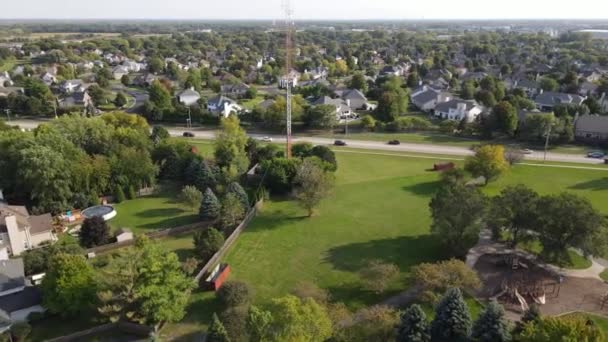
[9,119,606,165]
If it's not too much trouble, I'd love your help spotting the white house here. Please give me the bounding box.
[279,70,300,89]
[112,66,130,80]
[434,100,484,122]
[0,72,12,87]
[411,86,453,113]
[176,88,201,106]
[59,79,85,93]
[41,72,57,86]
[310,96,355,120]
[207,95,243,118]
[0,203,56,256]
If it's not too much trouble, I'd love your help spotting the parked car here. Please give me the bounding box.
[388,140,401,145]
[587,151,605,159]
[521,148,534,154]
[183,132,195,137]
[260,136,273,142]
[334,140,347,146]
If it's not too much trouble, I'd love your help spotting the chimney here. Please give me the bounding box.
[346,99,351,108]
[457,102,467,112]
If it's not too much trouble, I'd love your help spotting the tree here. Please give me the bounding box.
[303,105,337,129]
[461,80,476,100]
[186,159,217,192]
[430,288,472,342]
[488,185,539,247]
[260,157,301,194]
[97,238,194,329]
[410,259,481,303]
[397,304,430,342]
[439,168,467,186]
[247,306,273,342]
[360,114,376,131]
[199,188,221,221]
[214,116,249,176]
[42,253,97,316]
[465,145,509,184]
[120,74,130,87]
[504,149,524,166]
[266,295,333,342]
[539,77,559,92]
[227,182,249,209]
[79,216,110,248]
[535,193,607,264]
[310,145,337,171]
[114,92,127,108]
[375,76,409,122]
[291,142,313,159]
[10,322,31,342]
[407,72,420,88]
[291,281,330,304]
[350,72,368,93]
[149,57,165,74]
[519,316,603,342]
[217,281,253,307]
[475,90,497,107]
[208,313,231,342]
[114,184,126,203]
[150,125,170,144]
[149,79,172,111]
[359,259,399,294]
[220,193,246,232]
[179,185,203,212]
[430,184,486,258]
[492,101,518,136]
[193,227,224,262]
[342,305,400,342]
[472,301,511,342]
[293,158,334,217]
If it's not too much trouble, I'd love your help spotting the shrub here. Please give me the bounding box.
[193,228,224,262]
[217,281,253,307]
[126,185,136,200]
[114,185,126,203]
[10,322,31,342]
[311,145,337,171]
[292,142,314,159]
[359,259,399,293]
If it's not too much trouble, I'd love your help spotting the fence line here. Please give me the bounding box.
[46,322,152,342]
[194,198,263,282]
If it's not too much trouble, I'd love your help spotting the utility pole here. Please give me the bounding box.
[543,122,553,163]
[4,109,10,122]
[283,0,294,158]
[186,107,192,128]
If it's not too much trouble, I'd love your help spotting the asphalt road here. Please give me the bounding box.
[9,119,606,165]
[110,84,149,113]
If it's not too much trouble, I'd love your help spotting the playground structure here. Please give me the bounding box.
[492,275,561,313]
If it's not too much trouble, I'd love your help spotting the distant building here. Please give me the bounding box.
[207,95,243,118]
[534,91,585,111]
[0,258,45,325]
[435,100,484,122]
[176,88,201,106]
[575,115,608,142]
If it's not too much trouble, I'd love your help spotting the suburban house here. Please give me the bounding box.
[133,73,157,87]
[0,202,56,256]
[0,72,12,87]
[579,82,599,96]
[207,95,243,117]
[220,83,250,98]
[534,91,585,111]
[434,99,484,122]
[575,115,608,142]
[600,93,608,113]
[581,70,602,82]
[0,87,23,98]
[112,66,130,80]
[461,71,488,82]
[0,258,44,326]
[122,60,145,73]
[58,91,93,108]
[59,79,85,93]
[513,79,540,97]
[279,70,300,89]
[379,65,406,77]
[176,88,201,106]
[304,66,329,80]
[310,96,354,120]
[411,86,453,112]
[334,89,376,111]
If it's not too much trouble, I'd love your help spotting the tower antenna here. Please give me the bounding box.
[283,0,294,158]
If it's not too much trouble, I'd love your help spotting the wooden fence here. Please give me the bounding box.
[194,198,263,282]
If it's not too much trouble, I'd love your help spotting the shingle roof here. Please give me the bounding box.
[0,286,42,313]
[576,115,608,134]
[0,258,25,293]
[177,89,200,98]
[435,99,480,112]
[412,89,440,105]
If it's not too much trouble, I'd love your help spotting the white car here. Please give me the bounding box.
[521,149,534,154]
[260,136,273,142]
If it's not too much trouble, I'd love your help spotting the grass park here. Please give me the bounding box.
[146,141,608,338]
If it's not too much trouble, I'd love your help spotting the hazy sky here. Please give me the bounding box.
[2,0,608,20]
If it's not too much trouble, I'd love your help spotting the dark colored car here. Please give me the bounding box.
[587,151,605,159]
[388,140,401,145]
[334,140,347,146]
[183,132,195,138]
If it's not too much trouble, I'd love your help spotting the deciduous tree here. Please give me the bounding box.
[193,227,224,262]
[293,158,334,217]
[465,145,509,184]
[359,259,399,294]
[179,185,203,212]
[79,216,110,248]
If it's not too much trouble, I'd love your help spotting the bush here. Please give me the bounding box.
[179,185,203,211]
[217,281,253,307]
[260,157,301,194]
[359,259,399,294]
[79,216,111,248]
[126,185,136,200]
[10,322,31,342]
[292,142,314,159]
[311,145,337,171]
[193,227,224,262]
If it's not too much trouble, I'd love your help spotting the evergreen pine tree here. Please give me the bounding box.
[185,159,216,192]
[472,301,511,342]
[126,185,136,200]
[513,304,541,335]
[430,288,472,342]
[397,304,430,342]
[114,185,126,203]
[207,313,231,342]
[200,188,221,221]
[227,182,249,209]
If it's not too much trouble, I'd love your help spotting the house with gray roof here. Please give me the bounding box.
[575,115,608,142]
[411,86,453,113]
[59,79,85,93]
[435,99,484,122]
[0,203,55,256]
[59,91,92,108]
[221,83,250,98]
[310,96,354,119]
[335,89,375,111]
[534,91,585,111]
[207,95,243,118]
[0,258,44,325]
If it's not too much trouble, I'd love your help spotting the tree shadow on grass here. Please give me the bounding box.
[402,180,441,196]
[172,248,196,262]
[138,214,199,230]
[568,178,608,191]
[180,290,223,326]
[245,210,309,233]
[324,283,404,309]
[323,235,444,273]
[135,207,187,218]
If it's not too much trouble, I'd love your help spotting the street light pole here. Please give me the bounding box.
[543,123,552,163]
[4,109,10,122]
[186,107,192,128]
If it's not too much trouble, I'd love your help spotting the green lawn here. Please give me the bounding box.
[110,184,199,234]
[562,312,608,334]
[241,95,265,110]
[317,130,484,148]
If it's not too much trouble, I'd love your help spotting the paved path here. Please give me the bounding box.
[8,119,607,165]
[466,230,606,281]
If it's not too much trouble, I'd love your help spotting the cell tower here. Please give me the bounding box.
[283,0,294,158]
